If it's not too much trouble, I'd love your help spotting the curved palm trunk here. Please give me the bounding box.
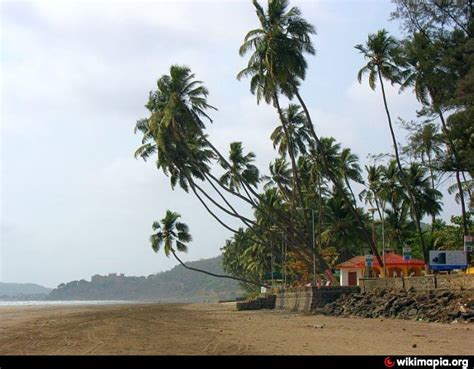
[192,180,256,227]
[293,88,384,267]
[189,176,311,255]
[377,70,427,262]
[188,180,251,237]
[436,110,469,236]
[171,250,269,288]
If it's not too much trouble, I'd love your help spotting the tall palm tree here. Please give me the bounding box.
[403,122,444,245]
[238,0,315,103]
[238,0,315,215]
[356,29,429,262]
[400,32,469,236]
[240,0,384,268]
[150,210,267,287]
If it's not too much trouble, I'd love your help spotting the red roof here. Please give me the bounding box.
[336,252,425,269]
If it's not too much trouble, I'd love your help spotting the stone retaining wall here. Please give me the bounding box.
[236,287,360,312]
[236,295,276,311]
[360,274,474,293]
[274,286,360,313]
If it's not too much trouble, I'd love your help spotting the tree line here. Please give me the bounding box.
[134,0,473,289]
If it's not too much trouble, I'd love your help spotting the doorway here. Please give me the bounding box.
[348,271,358,286]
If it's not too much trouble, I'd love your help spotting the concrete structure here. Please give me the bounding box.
[359,274,474,292]
[273,286,359,313]
[236,286,360,313]
[336,251,426,286]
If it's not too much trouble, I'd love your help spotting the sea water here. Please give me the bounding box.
[0,300,142,307]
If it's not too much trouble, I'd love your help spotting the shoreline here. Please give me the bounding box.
[1,302,473,355]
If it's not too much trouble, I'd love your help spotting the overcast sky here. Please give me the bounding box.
[1,0,462,288]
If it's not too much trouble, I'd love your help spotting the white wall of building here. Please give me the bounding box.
[339,268,365,286]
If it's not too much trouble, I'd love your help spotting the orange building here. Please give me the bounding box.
[336,251,426,286]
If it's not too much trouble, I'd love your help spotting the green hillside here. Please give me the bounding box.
[47,255,244,302]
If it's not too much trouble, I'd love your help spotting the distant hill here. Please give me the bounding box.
[47,255,244,302]
[0,282,51,299]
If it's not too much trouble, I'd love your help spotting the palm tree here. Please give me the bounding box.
[339,148,364,205]
[399,33,469,236]
[263,157,292,201]
[135,66,269,242]
[219,142,260,193]
[150,210,267,287]
[322,193,366,259]
[403,122,444,245]
[238,0,315,214]
[404,163,443,226]
[240,0,384,268]
[356,29,429,262]
[238,0,315,103]
[270,104,311,158]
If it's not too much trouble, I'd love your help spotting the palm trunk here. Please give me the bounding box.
[344,175,358,205]
[436,110,469,236]
[427,153,436,249]
[188,180,247,236]
[273,93,307,213]
[456,170,469,236]
[293,88,384,267]
[377,70,427,262]
[171,250,268,288]
[192,180,256,227]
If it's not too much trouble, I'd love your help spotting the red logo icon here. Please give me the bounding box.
[384,357,395,368]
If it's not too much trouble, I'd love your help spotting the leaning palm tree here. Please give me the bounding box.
[150,210,267,287]
[356,29,429,262]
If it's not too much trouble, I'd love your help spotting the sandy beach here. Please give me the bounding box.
[0,302,472,355]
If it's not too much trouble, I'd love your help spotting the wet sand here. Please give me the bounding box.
[0,303,472,355]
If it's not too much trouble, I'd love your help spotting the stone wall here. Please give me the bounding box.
[274,286,360,313]
[236,295,276,311]
[436,274,474,290]
[360,274,474,293]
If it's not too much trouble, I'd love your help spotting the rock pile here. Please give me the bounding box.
[319,288,474,323]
